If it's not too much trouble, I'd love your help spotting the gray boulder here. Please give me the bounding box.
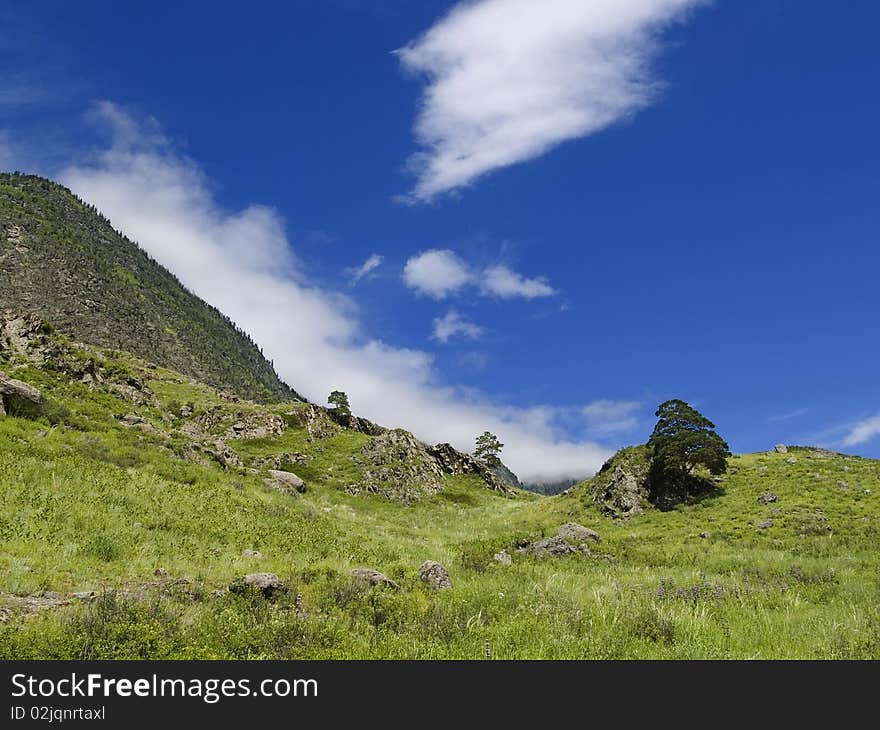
[0,370,43,415]
[418,560,452,590]
[757,492,778,505]
[229,572,287,599]
[774,444,788,454]
[558,522,601,544]
[757,520,774,530]
[517,536,590,558]
[493,550,512,565]
[264,469,306,495]
[351,568,401,591]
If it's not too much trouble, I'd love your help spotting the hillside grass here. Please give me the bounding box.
[0,350,878,659]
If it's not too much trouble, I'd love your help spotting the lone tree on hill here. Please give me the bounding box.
[648,399,730,480]
[328,390,352,419]
[474,431,504,467]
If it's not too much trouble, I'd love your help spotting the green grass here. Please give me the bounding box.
[1,346,878,659]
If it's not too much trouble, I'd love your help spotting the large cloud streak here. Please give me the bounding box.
[59,103,611,482]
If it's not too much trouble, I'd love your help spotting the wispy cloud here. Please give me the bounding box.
[767,408,808,423]
[432,309,484,343]
[57,102,611,483]
[397,0,705,201]
[583,399,643,434]
[482,265,556,299]
[842,414,880,447]
[402,249,556,301]
[347,253,384,285]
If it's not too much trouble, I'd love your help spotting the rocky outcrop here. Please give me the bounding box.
[328,410,386,436]
[0,312,60,365]
[427,442,481,475]
[252,452,310,470]
[203,440,241,470]
[488,461,522,490]
[106,375,158,408]
[517,536,590,558]
[264,469,306,495]
[557,522,601,544]
[287,404,341,441]
[774,444,788,454]
[418,560,452,590]
[757,492,778,505]
[427,442,517,495]
[351,568,400,591]
[350,429,445,502]
[229,573,287,599]
[225,411,286,441]
[116,413,157,433]
[589,446,652,518]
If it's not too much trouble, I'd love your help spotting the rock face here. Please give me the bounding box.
[288,404,340,442]
[328,409,386,436]
[229,573,287,599]
[351,429,445,502]
[488,462,523,491]
[418,561,452,590]
[225,411,286,441]
[757,492,778,505]
[427,442,480,475]
[557,523,601,544]
[264,469,306,495]
[351,568,400,591]
[427,442,516,495]
[589,446,652,518]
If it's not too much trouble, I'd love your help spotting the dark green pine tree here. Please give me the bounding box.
[648,399,730,478]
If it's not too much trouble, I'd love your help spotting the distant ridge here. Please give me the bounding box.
[0,172,302,402]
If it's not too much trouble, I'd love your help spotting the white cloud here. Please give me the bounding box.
[842,414,880,447]
[583,399,643,434]
[348,253,383,285]
[397,0,705,201]
[58,102,611,483]
[402,248,473,299]
[482,265,556,299]
[432,309,484,343]
[403,250,556,301]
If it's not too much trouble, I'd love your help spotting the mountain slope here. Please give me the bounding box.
[0,172,300,403]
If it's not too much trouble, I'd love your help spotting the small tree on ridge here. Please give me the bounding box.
[328,390,352,419]
[475,431,504,467]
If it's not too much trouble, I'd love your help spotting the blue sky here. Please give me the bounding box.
[2,0,878,481]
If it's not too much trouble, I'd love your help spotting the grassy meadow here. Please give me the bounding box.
[1,347,878,659]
